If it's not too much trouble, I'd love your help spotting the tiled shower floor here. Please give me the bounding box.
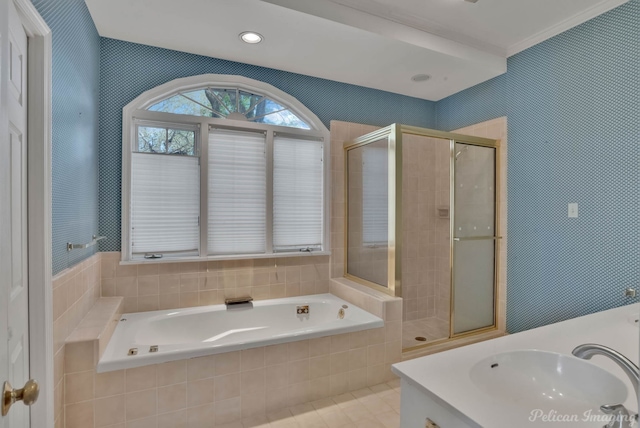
[217,380,401,428]
[402,317,450,349]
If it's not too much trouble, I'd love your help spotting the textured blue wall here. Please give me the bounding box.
[435,74,507,132]
[31,0,101,275]
[436,0,639,333]
[98,38,436,252]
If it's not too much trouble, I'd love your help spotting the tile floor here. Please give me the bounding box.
[216,380,401,428]
[402,317,449,349]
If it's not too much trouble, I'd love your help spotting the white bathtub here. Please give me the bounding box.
[97,293,383,372]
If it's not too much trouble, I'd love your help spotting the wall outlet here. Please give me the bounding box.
[568,203,578,218]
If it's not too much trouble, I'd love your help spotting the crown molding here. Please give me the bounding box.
[506,0,629,56]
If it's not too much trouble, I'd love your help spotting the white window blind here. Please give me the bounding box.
[273,136,324,251]
[131,153,200,256]
[362,146,388,245]
[208,130,266,255]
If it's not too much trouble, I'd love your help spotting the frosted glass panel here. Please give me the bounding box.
[452,143,496,334]
[347,139,388,287]
[454,143,495,238]
[452,240,495,334]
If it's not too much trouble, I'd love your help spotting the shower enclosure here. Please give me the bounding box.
[344,124,500,351]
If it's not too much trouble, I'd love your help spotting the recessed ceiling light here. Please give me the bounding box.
[239,32,263,44]
[411,74,431,82]
[465,0,479,3]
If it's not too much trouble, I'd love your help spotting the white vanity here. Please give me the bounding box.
[392,304,639,427]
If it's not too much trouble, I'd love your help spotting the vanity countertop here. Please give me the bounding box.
[392,303,639,427]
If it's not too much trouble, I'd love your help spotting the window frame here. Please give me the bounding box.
[121,75,331,264]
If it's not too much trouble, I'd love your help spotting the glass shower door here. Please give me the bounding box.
[452,143,497,335]
[346,139,390,287]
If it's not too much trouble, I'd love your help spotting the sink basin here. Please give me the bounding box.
[470,350,628,420]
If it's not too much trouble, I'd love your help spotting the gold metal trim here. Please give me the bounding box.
[402,325,499,353]
[344,126,401,296]
[453,236,502,241]
[448,138,456,339]
[345,126,395,148]
[398,125,498,148]
[390,124,403,297]
[449,142,500,339]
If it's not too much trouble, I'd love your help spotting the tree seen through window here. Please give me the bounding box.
[147,87,311,130]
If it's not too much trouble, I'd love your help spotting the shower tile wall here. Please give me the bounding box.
[401,136,451,347]
[401,135,449,325]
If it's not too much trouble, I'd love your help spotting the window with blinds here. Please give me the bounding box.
[131,152,200,257]
[128,120,326,260]
[362,146,388,245]
[208,130,267,255]
[273,136,324,252]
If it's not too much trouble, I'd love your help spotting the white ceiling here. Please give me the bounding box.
[85,0,628,101]
[295,0,630,56]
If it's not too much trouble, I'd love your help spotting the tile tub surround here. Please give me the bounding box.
[63,285,402,427]
[100,252,331,313]
[52,253,102,428]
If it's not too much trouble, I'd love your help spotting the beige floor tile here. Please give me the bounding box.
[206,382,400,427]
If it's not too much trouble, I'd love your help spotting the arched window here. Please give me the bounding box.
[147,87,311,129]
[121,75,330,262]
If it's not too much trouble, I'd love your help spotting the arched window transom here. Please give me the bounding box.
[147,87,311,130]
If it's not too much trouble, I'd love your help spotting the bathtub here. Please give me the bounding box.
[97,293,384,372]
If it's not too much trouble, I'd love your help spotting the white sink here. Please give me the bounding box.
[470,350,628,424]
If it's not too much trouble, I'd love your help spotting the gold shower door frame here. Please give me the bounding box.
[343,124,501,349]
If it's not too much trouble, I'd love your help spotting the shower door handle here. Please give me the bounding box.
[453,236,502,241]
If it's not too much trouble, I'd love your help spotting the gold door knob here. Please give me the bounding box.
[2,379,39,416]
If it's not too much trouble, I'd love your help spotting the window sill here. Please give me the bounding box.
[119,251,332,265]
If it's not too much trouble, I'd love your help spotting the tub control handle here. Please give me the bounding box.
[296,305,309,315]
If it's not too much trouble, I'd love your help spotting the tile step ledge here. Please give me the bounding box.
[330,278,401,319]
[65,296,123,363]
[331,277,401,302]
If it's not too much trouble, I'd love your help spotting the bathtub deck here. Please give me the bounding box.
[219,379,401,428]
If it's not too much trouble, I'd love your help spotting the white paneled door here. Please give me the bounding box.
[0,0,35,426]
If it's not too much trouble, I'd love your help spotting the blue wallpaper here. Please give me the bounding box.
[31,0,101,275]
[435,74,507,132]
[98,38,436,252]
[436,0,639,333]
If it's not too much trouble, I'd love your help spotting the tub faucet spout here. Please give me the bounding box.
[225,296,253,306]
